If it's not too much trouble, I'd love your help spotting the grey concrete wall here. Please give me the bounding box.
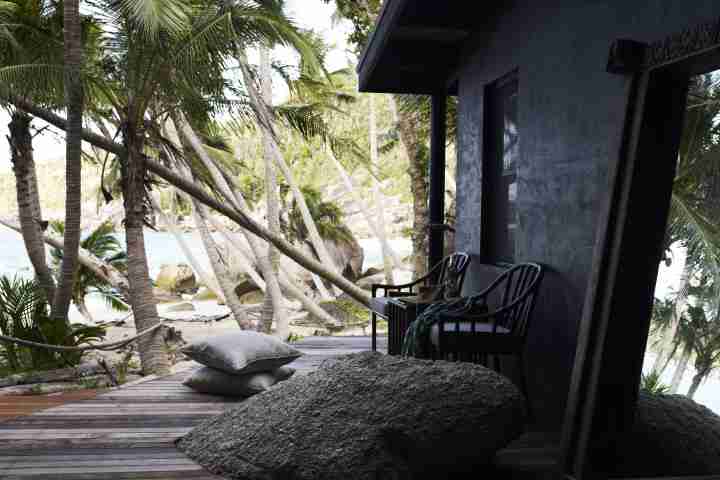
[455,0,720,429]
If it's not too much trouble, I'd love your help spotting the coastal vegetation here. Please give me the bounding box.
[0,0,447,382]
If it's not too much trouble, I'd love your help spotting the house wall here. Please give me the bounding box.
[455,0,720,429]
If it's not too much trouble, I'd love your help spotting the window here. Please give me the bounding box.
[482,71,519,263]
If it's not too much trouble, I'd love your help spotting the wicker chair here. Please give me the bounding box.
[430,262,544,401]
[369,252,471,352]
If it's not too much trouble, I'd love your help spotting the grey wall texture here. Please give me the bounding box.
[454,0,720,429]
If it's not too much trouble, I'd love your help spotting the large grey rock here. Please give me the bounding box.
[611,392,720,476]
[178,352,526,480]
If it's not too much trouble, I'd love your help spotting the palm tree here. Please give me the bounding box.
[651,73,720,386]
[258,43,283,333]
[0,0,65,302]
[52,0,84,325]
[49,221,129,323]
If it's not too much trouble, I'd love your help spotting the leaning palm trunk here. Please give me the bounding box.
[8,112,56,301]
[206,215,266,291]
[394,97,429,279]
[0,218,130,297]
[259,46,282,333]
[652,262,692,374]
[668,343,692,393]
[150,194,224,301]
[76,298,94,323]
[121,121,170,376]
[210,215,341,329]
[193,200,251,329]
[369,95,395,284]
[171,113,287,336]
[6,97,371,306]
[327,148,401,269]
[239,59,342,293]
[53,0,84,324]
[687,367,710,398]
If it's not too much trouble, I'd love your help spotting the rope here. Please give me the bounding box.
[0,322,166,353]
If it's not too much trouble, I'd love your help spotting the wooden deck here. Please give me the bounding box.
[0,335,559,479]
[0,390,100,422]
[0,336,383,479]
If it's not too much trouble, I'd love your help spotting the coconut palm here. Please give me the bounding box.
[52,0,84,325]
[48,221,129,324]
[651,73,720,385]
[0,0,65,302]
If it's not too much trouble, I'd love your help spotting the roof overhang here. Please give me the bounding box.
[357,0,481,95]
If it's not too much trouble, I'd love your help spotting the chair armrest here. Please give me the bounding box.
[371,283,414,297]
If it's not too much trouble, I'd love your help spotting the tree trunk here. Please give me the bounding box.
[259,45,282,333]
[206,215,266,291]
[687,370,706,399]
[669,343,692,394]
[7,112,56,301]
[369,95,395,284]
[327,148,401,268]
[652,261,692,374]
[171,113,288,335]
[0,218,130,298]
[7,97,372,306]
[394,96,429,279]
[193,200,251,329]
[208,215,341,329]
[150,194,224,301]
[239,59,342,288]
[121,122,170,376]
[76,297,93,323]
[53,0,84,324]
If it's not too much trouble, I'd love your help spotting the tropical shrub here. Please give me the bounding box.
[640,370,671,395]
[50,220,129,321]
[0,276,106,373]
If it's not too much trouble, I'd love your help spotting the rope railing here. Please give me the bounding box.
[0,322,166,353]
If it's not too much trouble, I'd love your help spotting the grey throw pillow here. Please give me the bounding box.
[181,331,302,374]
[183,366,295,397]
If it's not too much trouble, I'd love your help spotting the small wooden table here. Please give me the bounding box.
[386,296,434,355]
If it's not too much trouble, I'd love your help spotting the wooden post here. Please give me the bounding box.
[428,94,446,279]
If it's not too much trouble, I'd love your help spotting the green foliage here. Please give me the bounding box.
[640,370,670,395]
[285,332,304,343]
[284,186,353,244]
[0,276,107,373]
[50,221,129,315]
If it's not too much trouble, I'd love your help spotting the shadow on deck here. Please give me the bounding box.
[0,335,559,479]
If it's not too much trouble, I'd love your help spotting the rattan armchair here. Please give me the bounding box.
[369,252,470,352]
[430,262,544,400]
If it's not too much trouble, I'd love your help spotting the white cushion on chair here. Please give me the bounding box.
[369,297,392,317]
[430,322,510,347]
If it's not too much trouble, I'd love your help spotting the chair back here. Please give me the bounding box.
[472,262,543,337]
[434,252,471,300]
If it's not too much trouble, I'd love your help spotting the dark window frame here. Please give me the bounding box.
[481,69,519,265]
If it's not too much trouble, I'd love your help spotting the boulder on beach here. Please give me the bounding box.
[611,392,720,476]
[155,263,197,294]
[178,352,526,480]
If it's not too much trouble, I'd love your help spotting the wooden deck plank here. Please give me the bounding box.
[0,336,379,479]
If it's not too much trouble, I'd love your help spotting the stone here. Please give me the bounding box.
[611,392,720,477]
[325,235,364,280]
[178,352,526,480]
[153,287,181,304]
[193,286,218,301]
[155,263,197,294]
[164,301,196,313]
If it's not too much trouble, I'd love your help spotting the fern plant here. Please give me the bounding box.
[0,276,106,372]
